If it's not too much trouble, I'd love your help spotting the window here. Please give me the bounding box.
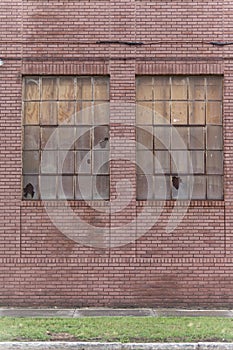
[23,76,110,200]
[136,76,223,200]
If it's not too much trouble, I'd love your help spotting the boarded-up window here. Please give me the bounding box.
[23,76,110,200]
[136,75,223,200]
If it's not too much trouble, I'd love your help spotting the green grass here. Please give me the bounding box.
[0,317,233,342]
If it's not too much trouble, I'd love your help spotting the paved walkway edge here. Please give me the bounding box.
[0,342,232,349]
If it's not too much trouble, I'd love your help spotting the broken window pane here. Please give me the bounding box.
[23,151,40,174]
[206,102,222,124]
[24,102,39,125]
[154,151,170,174]
[137,126,153,150]
[189,102,205,124]
[23,175,39,200]
[40,101,58,125]
[24,126,40,150]
[206,126,223,149]
[75,175,92,200]
[59,77,75,100]
[206,151,223,174]
[57,175,74,199]
[41,150,57,174]
[172,175,190,199]
[76,150,92,174]
[58,101,75,125]
[207,175,223,199]
[171,101,188,124]
[154,126,171,150]
[93,151,109,174]
[93,125,109,150]
[40,175,57,200]
[154,175,170,199]
[41,77,58,100]
[93,175,109,200]
[24,77,40,101]
[189,127,205,149]
[191,176,206,200]
[171,127,188,149]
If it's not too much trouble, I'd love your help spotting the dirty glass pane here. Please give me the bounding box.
[171,127,188,149]
[24,102,39,125]
[93,125,109,150]
[154,175,170,199]
[171,151,189,174]
[40,101,58,125]
[207,175,223,199]
[154,101,170,124]
[23,151,40,174]
[206,77,222,100]
[23,175,39,200]
[171,102,188,124]
[93,151,109,174]
[81,77,92,100]
[41,127,58,150]
[75,127,91,150]
[76,150,92,174]
[206,151,223,174]
[206,126,222,149]
[171,77,188,100]
[154,150,170,174]
[58,151,75,174]
[191,151,205,174]
[136,174,154,200]
[75,175,92,200]
[93,77,109,100]
[58,127,75,150]
[189,127,205,149]
[154,76,170,100]
[172,175,190,199]
[57,175,74,200]
[24,77,40,101]
[41,77,58,100]
[94,102,109,124]
[136,77,153,100]
[137,150,154,174]
[24,126,40,150]
[79,101,93,124]
[206,102,222,124]
[93,175,109,199]
[58,77,75,100]
[58,101,75,125]
[137,126,153,150]
[189,102,205,125]
[188,76,205,100]
[136,102,153,124]
[154,126,170,150]
[191,176,206,199]
[41,150,57,174]
[40,175,57,200]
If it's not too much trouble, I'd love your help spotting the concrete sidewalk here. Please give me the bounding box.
[0,307,232,318]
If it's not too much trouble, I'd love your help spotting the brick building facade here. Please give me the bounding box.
[0,0,233,307]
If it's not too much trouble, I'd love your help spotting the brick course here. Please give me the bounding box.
[0,0,232,307]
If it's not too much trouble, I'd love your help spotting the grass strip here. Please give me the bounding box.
[0,317,233,342]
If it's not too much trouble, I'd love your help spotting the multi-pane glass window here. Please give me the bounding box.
[23,76,110,200]
[136,76,223,200]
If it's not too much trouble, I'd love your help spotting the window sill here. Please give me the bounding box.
[136,200,225,207]
[21,200,110,207]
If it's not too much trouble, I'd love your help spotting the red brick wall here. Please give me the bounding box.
[0,0,233,307]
